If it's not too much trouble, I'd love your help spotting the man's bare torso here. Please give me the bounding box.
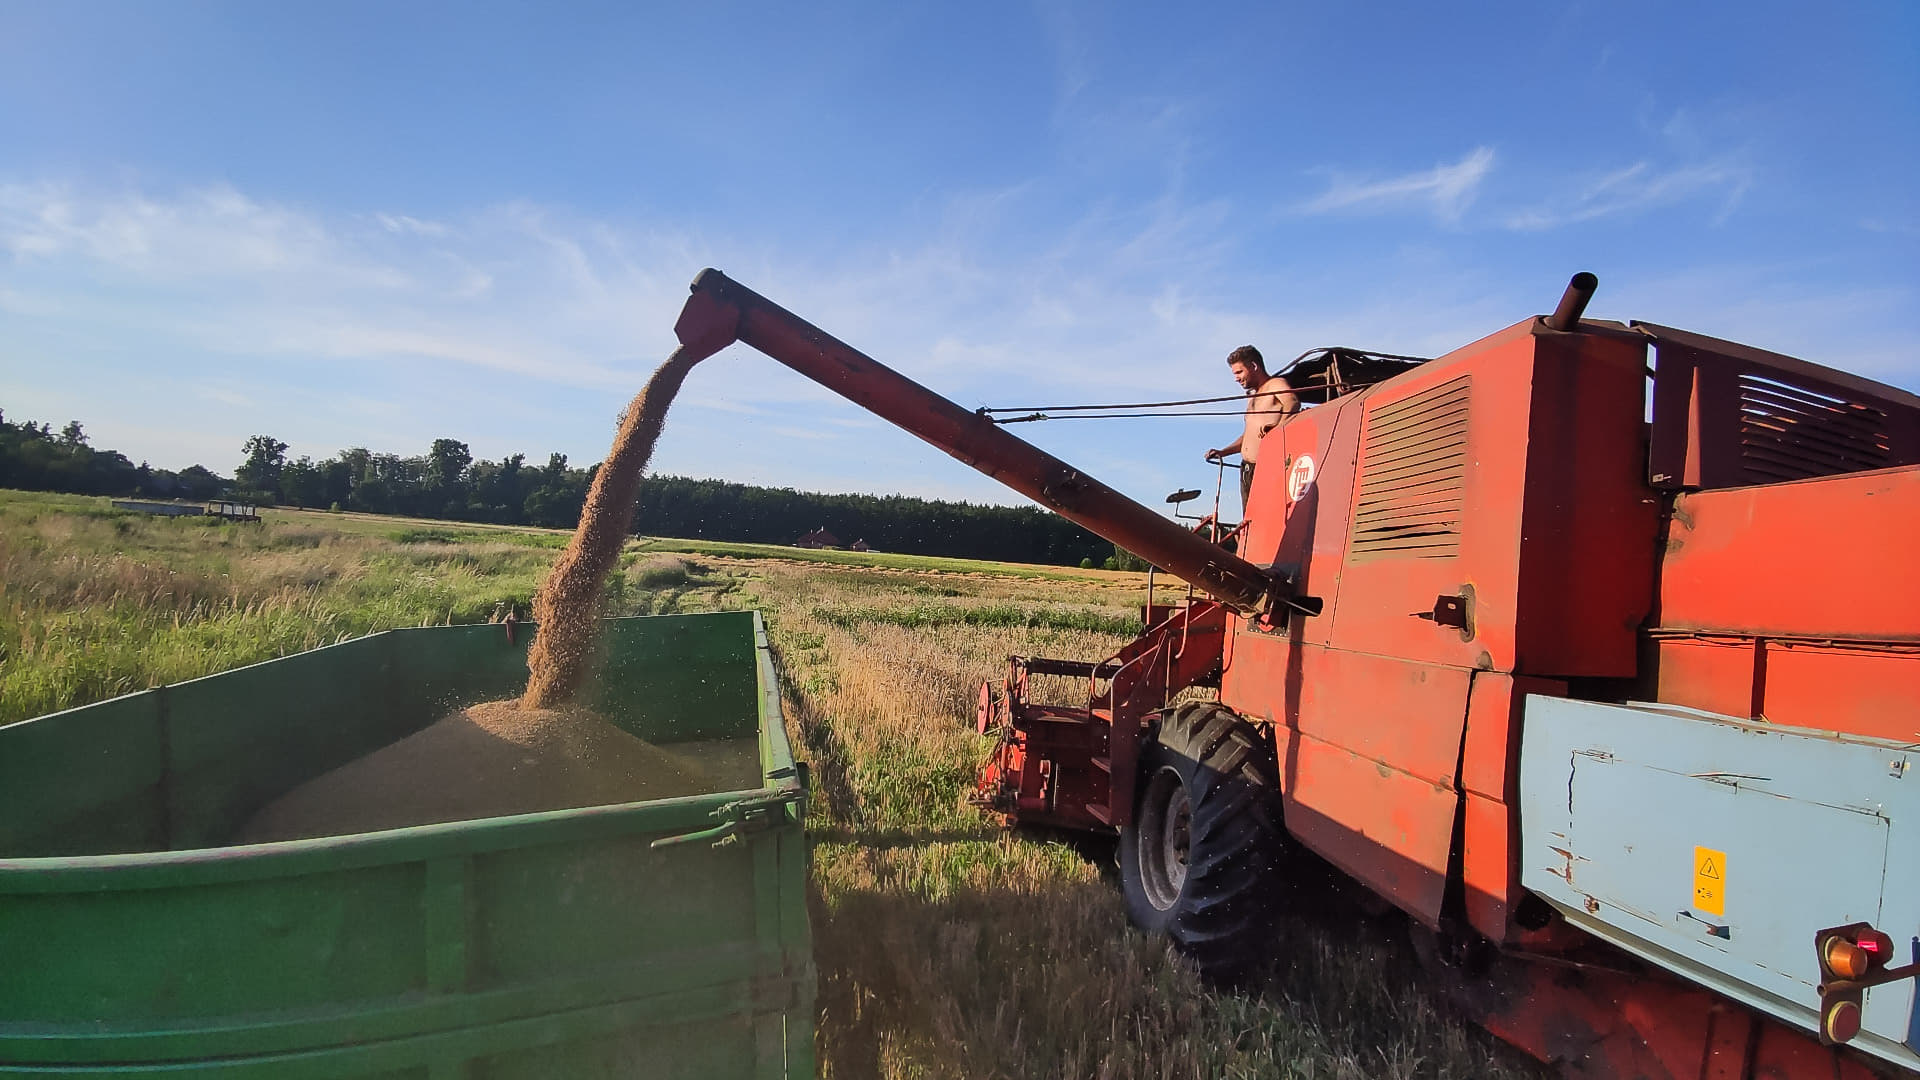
[1241,376,1292,465]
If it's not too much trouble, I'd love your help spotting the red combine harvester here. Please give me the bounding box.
[668,270,1920,1079]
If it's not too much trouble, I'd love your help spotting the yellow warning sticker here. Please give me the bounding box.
[1693,846,1726,917]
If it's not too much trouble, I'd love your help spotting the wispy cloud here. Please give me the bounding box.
[4,175,1911,507]
[1034,0,1093,108]
[0,175,1474,503]
[1504,158,1751,230]
[374,212,449,237]
[1860,217,1918,237]
[195,385,255,408]
[2,181,338,277]
[1296,147,1496,224]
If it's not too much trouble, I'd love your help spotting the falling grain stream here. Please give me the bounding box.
[237,350,709,841]
[523,348,700,708]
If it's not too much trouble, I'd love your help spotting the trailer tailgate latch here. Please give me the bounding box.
[650,789,805,849]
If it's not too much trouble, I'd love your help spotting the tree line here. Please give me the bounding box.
[632,476,1111,566]
[0,412,228,500]
[0,412,1123,567]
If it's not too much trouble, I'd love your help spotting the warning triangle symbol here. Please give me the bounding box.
[1699,857,1720,880]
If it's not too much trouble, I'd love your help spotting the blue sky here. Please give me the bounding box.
[4,1,1916,509]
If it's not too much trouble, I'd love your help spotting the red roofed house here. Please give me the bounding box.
[794,527,841,550]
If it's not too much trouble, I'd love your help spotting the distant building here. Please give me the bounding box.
[794,527,841,549]
[849,539,870,552]
[110,499,258,521]
[113,500,205,518]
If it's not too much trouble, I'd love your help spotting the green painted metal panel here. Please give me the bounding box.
[163,632,422,850]
[0,691,165,857]
[0,611,813,1078]
[585,614,763,744]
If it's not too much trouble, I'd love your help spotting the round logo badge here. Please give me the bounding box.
[1288,454,1317,502]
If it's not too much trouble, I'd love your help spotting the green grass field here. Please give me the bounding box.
[0,490,1545,1079]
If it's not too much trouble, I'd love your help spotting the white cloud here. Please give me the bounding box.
[196,385,256,408]
[1,182,332,275]
[1035,0,1093,106]
[1296,147,1496,224]
[1504,158,1752,230]
[1860,217,1918,237]
[374,212,449,237]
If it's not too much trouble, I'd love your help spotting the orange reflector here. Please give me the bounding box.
[1825,936,1870,979]
[1823,999,1862,1043]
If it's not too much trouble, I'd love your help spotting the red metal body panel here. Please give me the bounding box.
[1283,736,1457,925]
[1642,322,1920,491]
[1651,463,1920,743]
[1651,636,1920,742]
[1238,639,1469,924]
[976,704,1111,832]
[1651,637,1762,719]
[1224,320,1659,927]
[1513,331,1661,677]
[1661,466,1920,643]
[1287,646,1470,783]
[1238,320,1656,683]
[1461,794,1515,941]
[1317,332,1535,672]
[1436,946,1888,1080]
[974,603,1228,829]
[1095,601,1228,824]
[1461,672,1566,942]
[1763,641,1920,742]
[1249,397,1363,647]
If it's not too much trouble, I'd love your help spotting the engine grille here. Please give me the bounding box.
[1737,373,1894,483]
[1350,376,1471,560]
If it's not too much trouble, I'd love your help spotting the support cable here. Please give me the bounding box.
[977,345,1431,424]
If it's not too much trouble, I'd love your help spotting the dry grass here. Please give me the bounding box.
[1,491,1546,1078]
[738,561,1544,1080]
[0,493,580,722]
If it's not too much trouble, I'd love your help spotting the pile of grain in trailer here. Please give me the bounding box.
[239,350,706,841]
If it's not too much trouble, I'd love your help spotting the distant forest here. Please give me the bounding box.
[0,411,1119,567]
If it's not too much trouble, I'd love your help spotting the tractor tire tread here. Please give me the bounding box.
[1121,702,1286,985]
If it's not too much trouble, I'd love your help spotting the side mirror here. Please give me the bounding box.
[1166,489,1202,505]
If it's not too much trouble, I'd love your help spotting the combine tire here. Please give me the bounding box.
[1119,701,1285,983]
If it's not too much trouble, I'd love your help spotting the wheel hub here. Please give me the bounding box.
[1138,767,1192,911]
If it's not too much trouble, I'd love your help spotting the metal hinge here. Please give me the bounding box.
[749,965,807,1013]
[651,788,805,850]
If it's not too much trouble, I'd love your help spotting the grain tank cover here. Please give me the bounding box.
[1519,696,1920,1075]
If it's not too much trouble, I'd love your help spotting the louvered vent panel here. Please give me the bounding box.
[1350,376,1471,560]
[1737,374,1893,483]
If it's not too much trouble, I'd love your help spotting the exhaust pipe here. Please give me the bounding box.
[1546,271,1599,331]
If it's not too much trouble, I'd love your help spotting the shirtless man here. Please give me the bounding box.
[1205,345,1299,511]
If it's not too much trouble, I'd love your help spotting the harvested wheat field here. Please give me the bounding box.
[1,493,1546,1079]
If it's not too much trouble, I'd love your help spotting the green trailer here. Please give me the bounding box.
[0,611,814,1078]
